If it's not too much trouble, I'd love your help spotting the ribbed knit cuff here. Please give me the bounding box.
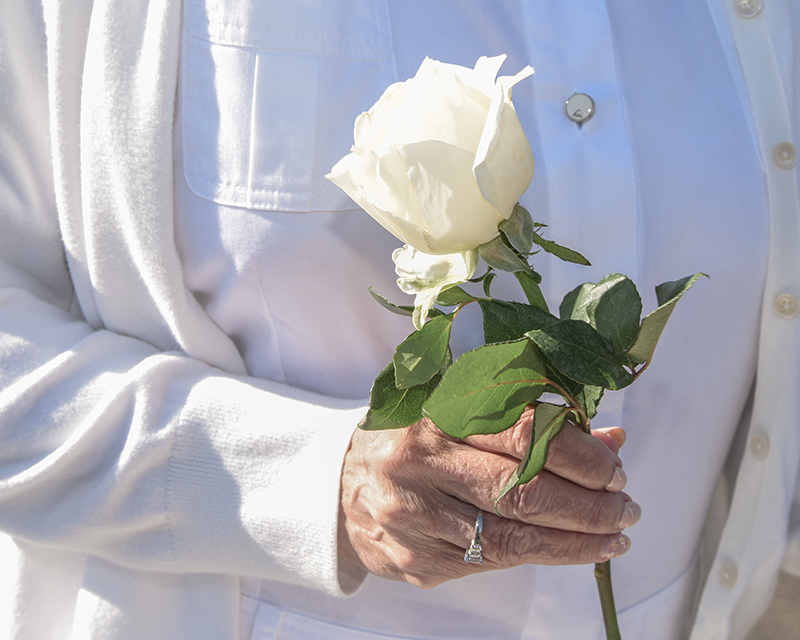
[166,373,367,595]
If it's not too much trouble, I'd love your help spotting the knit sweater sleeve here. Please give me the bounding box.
[0,0,367,597]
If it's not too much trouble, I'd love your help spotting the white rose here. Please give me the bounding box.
[328,54,534,255]
[327,54,535,327]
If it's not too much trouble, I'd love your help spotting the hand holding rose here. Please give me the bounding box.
[338,412,639,587]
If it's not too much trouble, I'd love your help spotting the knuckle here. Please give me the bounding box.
[506,413,535,457]
[504,475,555,521]
[379,498,409,528]
[383,420,447,478]
[381,438,418,479]
[582,493,622,533]
[492,520,540,562]
[492,523,604,566]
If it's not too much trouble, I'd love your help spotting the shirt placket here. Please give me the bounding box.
[522,0,638,436]
[518,2,637,634]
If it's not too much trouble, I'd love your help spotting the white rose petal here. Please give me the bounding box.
[392,246,478,329]
[398,140,503,253]
[473,66,535,217]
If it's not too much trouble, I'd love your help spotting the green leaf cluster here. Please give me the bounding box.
[362,201,705,501]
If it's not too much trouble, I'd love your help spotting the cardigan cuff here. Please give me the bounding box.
[167,372,367,596]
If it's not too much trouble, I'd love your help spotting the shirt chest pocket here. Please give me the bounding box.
[181,0,396,212]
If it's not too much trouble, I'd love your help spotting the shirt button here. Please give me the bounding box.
[749,433,770,460]
[773,142,797,169]
[565,93,595,124]
[774,293,800,319]
[734,0,763,19]
[717,561,738,589]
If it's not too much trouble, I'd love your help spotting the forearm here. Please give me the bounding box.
[0,286,364,592]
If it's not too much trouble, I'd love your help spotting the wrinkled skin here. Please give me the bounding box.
[339,407,639,588]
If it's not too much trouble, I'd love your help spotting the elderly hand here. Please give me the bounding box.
[338,408,639,588]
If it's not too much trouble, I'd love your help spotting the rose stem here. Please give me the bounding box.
[595,560,622,640]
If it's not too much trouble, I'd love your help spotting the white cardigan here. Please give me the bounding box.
[0,1,367,638]
[0,1,798,639]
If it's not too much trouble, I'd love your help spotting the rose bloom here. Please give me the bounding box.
[327,55,535,327]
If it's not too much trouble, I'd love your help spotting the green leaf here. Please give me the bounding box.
[498,203,535,254]
[627,273,707,366]
[559,283,593,322]
[369,287,413,317]
[360,358,448,430]
[531,231,591,266]
[478,236,531,273]
[514,271,549,312]
[586,274,642,352]
[468,269,493,283]
[530,356,602,424]
[423,339,548,438]
[527,320,635,390]
[393,313,455,389]
[557,274,642,353]
[538,352,582,397]
[436,285,476,306]
[575,385,604,421]
[477,299,558,344]
[369,288,444,320]
[496,402,568,503]
[656,273,707,306]
[482,270,497,297]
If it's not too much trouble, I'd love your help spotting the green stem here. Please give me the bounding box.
[540,379,589,429]
[594,561,621,640]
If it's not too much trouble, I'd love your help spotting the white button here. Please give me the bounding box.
[749,433,770,460]
[717,561,738,588]
[734,0,763,19]
[565,93,595,124]
[773,142,797,169]
[774,293,800,319]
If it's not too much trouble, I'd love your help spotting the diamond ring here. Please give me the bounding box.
[464,509,484,564]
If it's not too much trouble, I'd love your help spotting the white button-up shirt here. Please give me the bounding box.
[172,1,799,639]
[0,0,797,639]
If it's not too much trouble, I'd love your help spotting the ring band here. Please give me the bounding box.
[464,509,484,564]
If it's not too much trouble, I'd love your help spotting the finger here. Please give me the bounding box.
[469,418,624,492]
[398,421,636,530]
[464,411,626,461]
[592,427,626,455]
[480,513,633,566]
[428,503,633,569]
[434,446,640,534]
[350,513,633,588]
[544,424,625,491]
[464,405,535,460]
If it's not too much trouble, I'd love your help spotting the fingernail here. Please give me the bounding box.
[605,466,627,492]
[618,501,642,529]
[601,533,631,560]
[595,427,627,450]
